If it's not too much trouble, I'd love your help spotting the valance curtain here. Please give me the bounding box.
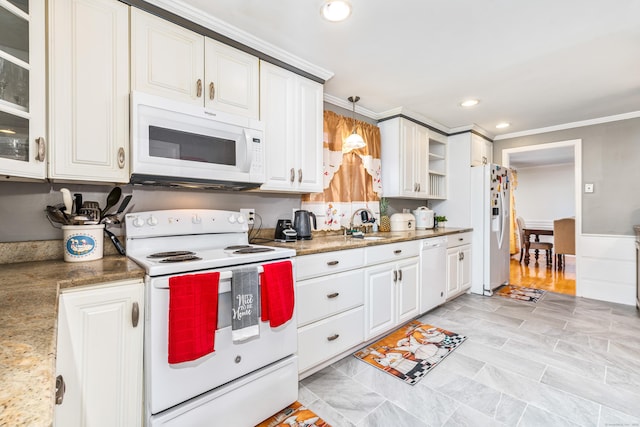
[301,110,382,230]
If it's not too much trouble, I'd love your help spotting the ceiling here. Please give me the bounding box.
[160,0,640,138]
[507,146,575,169]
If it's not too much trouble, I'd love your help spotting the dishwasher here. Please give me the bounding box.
[420,236,448,313]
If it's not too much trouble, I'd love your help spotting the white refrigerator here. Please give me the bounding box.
[470,164,511,295]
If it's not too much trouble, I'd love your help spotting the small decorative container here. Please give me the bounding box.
[62,224,105,262]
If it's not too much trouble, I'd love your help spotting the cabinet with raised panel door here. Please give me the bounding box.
[471,133,493,166]
[54,279,144,427]
[379,117,447,199]
[48,0,130,182]
[364,241,420,339]
[0,1,46,179]
[446,232,472,299]
[131,8,259,119]
[259,61,323,192]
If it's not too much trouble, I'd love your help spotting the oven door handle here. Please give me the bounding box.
[153,266,264,290]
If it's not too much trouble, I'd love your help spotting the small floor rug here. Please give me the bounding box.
[495,284,547,303]
[256,401,331,427]
[353,320,467,385]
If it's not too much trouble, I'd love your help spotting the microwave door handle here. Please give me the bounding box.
[243,129,252,170]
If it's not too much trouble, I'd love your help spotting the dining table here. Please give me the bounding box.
[523,227,553,264]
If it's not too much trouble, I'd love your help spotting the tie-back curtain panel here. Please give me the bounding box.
[301,110,382,230]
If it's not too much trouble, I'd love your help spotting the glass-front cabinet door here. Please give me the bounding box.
[0,0,46,179]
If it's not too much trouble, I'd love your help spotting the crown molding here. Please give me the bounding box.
[140,0,334,82]
[323,94,379,119]
[494,111,640,140]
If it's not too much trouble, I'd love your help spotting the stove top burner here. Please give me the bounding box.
[159,254,203,263]
[148,251,196,258]
[233,247,276,254]
[224,245,253,250]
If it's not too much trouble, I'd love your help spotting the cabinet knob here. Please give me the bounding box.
[55,375,66,405]
[196,79,203,97]
[327,260,339,266]
[327,334,340,342]
[117,147,125,169]
[326,292,339,299]
[209,82,215,100]
[35,137,46,162]
[394,250,402,255]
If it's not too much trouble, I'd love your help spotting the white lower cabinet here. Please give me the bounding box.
[364,255,420,340]
[296,249,365,374]
[446,233,472,299]
[54,279,144,427]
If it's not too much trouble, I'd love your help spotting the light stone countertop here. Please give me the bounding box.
[262,227,473,256]
[0,254,145,427]
[0,227,471,426]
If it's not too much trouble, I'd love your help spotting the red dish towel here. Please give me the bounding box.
[168,272,220,364]
[261,261,294,327]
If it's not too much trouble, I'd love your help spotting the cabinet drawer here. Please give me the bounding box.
[447,232,472,248]
[296,248,365,280]
[297,306,364,373]
[297,269,364,327]
[366,240,420,266]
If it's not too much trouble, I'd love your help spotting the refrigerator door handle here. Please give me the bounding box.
[497,189,507,249]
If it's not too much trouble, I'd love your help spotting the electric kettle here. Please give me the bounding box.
[293,210,317,240]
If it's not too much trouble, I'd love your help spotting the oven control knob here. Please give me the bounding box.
[147,216,158,226]
[237,215,246,224]
[192,214,202,224]
[228,214,237,223]
[132,216,145,227]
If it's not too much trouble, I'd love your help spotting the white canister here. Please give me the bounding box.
[62,224,105,262]
[413,206,434,229]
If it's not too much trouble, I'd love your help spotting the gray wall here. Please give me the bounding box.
[492,117,640,235]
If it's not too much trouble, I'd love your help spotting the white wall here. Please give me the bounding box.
[514,162,575,229]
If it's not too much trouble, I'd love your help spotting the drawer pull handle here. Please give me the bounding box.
[459,237,464,241]
[327,292,339,299]
[327,334,340,341]
[327,260,339,266]
[394,250,402,255]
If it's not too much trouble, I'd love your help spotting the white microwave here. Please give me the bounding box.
[130,92,265,190]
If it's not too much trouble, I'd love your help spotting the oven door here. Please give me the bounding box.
[145,259,297,416]
[131,91,264,185]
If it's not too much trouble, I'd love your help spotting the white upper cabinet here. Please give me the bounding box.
[470,133,493,166]
[48,0,130,183]
[131,8,259,119]
[380,117,447,199]
[0,1,46,179]
[260,61,323,193]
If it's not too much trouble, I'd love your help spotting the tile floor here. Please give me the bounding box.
[298,291,640,426]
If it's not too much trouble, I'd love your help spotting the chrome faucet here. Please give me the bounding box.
[349,208,376,233]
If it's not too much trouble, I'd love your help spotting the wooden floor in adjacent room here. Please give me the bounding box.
[509,255,576,295]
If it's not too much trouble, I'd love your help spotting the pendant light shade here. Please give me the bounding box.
[342,96,366,153]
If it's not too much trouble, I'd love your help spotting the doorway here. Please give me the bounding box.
[502,139,582,296]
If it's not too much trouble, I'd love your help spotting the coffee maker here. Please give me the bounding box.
[274,219,297,242]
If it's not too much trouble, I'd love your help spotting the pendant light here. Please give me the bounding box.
[343,96,366,153]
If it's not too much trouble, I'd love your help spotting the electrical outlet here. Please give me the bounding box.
[240,208,255,225]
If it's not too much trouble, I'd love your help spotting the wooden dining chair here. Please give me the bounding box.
[553,218,575,269]
[516,216,553,265]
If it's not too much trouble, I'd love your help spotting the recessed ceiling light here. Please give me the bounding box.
[460,99,479,107]
[496,122,511,129]
[320,0,352,22]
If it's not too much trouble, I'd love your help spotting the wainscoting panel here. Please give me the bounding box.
[577,234,636,305]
